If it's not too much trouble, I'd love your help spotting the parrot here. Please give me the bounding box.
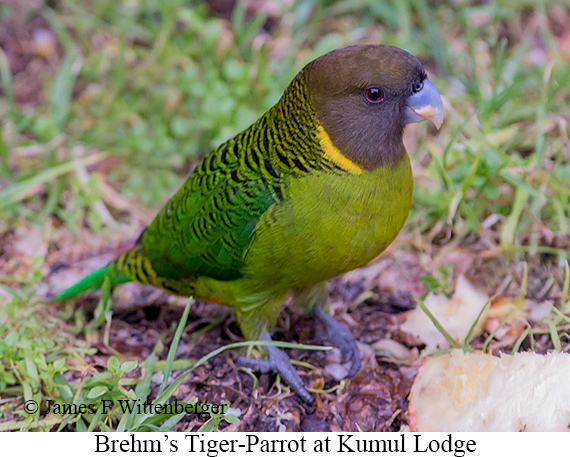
[53,44,444,403]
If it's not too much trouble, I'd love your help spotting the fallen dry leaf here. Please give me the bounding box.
[401,275,489,352]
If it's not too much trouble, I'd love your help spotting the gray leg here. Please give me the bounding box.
[237,333,314,403]
[313,307,361,378]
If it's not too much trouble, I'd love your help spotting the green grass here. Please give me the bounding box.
[0,0,569,431]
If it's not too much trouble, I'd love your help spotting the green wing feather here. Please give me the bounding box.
[54,122,284,300]
[140,136,279,281]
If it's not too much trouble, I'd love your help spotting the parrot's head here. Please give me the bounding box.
[301,44,444,170]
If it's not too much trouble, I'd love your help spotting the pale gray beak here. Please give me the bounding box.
[404,79,444,129]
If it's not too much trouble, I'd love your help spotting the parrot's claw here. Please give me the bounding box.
[237,334,314,403]
[313,307,361,378]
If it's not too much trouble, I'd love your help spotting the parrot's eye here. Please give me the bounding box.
[364,87,384,103]
[412,80,424,93]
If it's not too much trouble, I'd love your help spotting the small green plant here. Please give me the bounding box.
[420,264,454,296]
[198,403,239,432]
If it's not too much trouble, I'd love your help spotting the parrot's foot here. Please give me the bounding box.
[237,333,314,403]
[313,307,361,378]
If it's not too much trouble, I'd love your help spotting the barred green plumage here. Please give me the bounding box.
[54,44,444,401]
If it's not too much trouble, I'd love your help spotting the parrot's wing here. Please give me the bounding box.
[140,143,278,281]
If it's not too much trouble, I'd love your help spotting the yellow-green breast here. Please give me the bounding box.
[244,143,413,291]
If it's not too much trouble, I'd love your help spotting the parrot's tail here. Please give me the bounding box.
[52,262,132,302]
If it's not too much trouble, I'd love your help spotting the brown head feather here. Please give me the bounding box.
[300,45,428,170]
